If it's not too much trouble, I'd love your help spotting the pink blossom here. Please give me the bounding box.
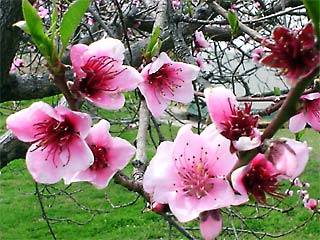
[195,30,209,49]
[304,198,319,212]
[6,101,94,184]
[289,93,320,133]
[139,52,199,118]
[260,23,320,85]
[143,124,243,222]
[252,48,265,64]
[265,138,311,179]
[199,210,223,240]
[204,86,261,151]
[253,2,261,8]
[38,6,49,19]
[10,58,24,72]
[231,154,285,204]
[172,0,180,9]
[196,55,205,71]
[65,120,135,189]
[70,38,142,110]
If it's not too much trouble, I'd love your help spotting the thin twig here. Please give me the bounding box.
[35,182,57,240]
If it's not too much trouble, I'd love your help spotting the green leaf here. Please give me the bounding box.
[13,21,30,34]
[59,0,91,54]
[227,11,239,38]
[22,0,54,62]
[295,129,306,141]
[50,4,59,41]
[146,26,161,54]
[186,0,192,16]
[302,0,320,38]
[273,87,281,96]
[150,40,162,58]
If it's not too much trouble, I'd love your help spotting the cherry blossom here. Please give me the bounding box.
[70,38,142,110]
[195,30,210,49]
[265,138,311,179]
[143,124,243,222]
[38,6,49,19]
[232,154,287,204]
[204,86,261,151]
[304,198,319,212]
[6,101,94,184]
[65,120,135,189]
[259,23,320,85]
[289,93,320,133]
[199,210,223,240]
[139,52,199,118]
[10,58,24,72]
[252,48,265,64]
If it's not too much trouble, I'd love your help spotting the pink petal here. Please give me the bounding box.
[6,101,59,142]
[232,128,261,151]
[106,65,141,92]
[169,62,200,83]
[204,87,237,130]
[143,141,176,203]
[106,136,136,170]
[55,105,92,138]
[273,139,311,179]
[167,193,201,222]
[195,30,209,48]
[70,43,89,79]
[149,52,172,74]
[27,136,94,184]
[138,81,170,118]
[200,210,223,240]
[85,119,111,145]
[70,168,115,189]
[302,92,320,101]
[162,78,195,103]
[289,112,307,133]
[86,91,125,110]
[201,125,238,175]
[86,38,125,63]
[231,166,249,200]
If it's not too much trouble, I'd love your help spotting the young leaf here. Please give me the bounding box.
[302,0,320,38]
[273,87,281,96]
[50,4,59,42]
[22,0,54,62]
[146,25,161,54]
[227,11,239,38]
[59,0,91,54]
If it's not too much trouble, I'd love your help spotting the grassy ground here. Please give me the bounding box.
[0,98,319,239]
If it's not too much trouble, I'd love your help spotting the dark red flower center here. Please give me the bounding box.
[78,56,124,96]
[89,144,108,171]
[220,101,259,141]
[148,63,184,103]
[243,160,284,204]
[32,118,75,166]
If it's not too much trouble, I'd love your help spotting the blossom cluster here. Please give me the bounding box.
[7,21,320,239]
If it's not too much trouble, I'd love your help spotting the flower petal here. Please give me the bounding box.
[86,38,125,62]
[138,81,170,118]
[70,43,89,79]
[6,101,59,142]
[204,86,237,130]
[200,210,223,240]
[27,136,93,184]
[289,112,307,133]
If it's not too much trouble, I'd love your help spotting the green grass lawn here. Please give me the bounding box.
[0,98,319,239]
